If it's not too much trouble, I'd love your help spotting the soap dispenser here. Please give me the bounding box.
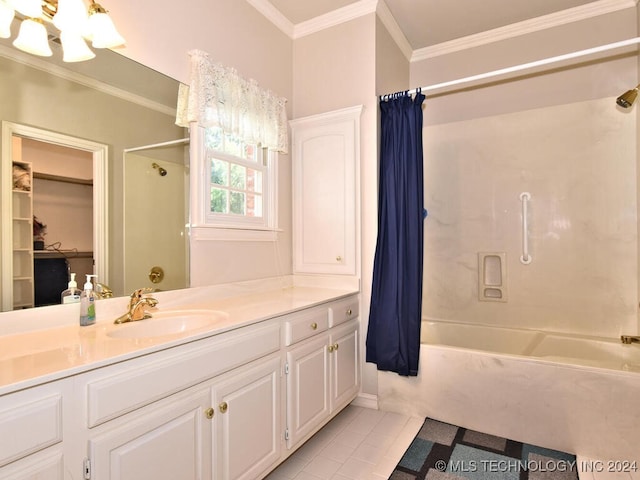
[80,274,97,326]
[61,273,82,304]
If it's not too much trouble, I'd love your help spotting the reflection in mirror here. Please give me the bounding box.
[0,33,188,312]
[123,139,189,294]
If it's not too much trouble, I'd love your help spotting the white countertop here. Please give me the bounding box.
[0,280,358,396]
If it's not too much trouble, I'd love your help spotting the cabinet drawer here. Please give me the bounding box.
[284,307,328,346]
[328,297,359,327]
[0,394,62,467]
[86,322,280,427]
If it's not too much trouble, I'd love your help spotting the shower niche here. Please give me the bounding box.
[478,252,507,302]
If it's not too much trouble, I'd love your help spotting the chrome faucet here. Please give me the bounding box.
[114,288,158,324]
[620,335,640,345]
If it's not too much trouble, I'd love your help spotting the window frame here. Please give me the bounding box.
[193,126,278,239]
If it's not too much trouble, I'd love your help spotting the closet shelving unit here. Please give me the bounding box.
[11,159,34,309]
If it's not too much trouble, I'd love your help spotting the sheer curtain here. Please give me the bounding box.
[366,91,426,376]
[176,49,288,153]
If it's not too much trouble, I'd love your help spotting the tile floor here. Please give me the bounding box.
[264,404,423,480]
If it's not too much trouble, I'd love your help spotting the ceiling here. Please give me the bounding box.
[265,0,610,50]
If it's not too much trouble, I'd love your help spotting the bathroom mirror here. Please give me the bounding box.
[0,34,189,312]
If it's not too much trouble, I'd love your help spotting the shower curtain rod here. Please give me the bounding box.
[124,137,190,153]
[386,37,640,98]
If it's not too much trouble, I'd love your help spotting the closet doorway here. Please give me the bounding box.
[1,122,108,311]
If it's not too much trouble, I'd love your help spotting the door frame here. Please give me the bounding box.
[1,121,109,311]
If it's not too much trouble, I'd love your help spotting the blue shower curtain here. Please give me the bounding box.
[366,91,425,376]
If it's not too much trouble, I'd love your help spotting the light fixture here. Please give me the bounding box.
[2,0,124,62]
[0,0,14,38]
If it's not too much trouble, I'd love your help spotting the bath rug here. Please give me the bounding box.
[389,418,578,480]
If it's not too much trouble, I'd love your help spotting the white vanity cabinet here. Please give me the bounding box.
[0,382,65,480]
[0,291,360,480]
[284,295,360,449]
[84,321,282,480]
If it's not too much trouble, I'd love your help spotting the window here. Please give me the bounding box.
[204,127,276,231]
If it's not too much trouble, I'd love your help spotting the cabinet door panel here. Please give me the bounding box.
[213,355,281,480]
[0,449,63,480]
[89,389,211,480]
[286,335,329,448]
[330,320,359,411]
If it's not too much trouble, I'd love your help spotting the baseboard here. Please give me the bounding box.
[351,393,378,410]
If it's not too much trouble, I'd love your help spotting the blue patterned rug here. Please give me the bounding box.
[390,418,578,480]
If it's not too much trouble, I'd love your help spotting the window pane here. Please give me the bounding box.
[211,158,228,186]
[246,169,262,193]
[247,193,262,218]
[230,164,246,189]
[230,191,245,215]
[211,188,228,213]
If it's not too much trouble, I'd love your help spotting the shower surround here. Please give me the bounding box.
[422,96,638,337]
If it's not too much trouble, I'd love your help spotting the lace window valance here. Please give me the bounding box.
[176,49,289,153]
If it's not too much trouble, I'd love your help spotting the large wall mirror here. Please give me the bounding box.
[0,34,189,312]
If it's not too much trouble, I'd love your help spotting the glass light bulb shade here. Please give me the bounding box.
[13,18,52,57]
[60,30,95,62]
[0,0,15,38]
[10,0,41,18]
[53,0,88,32]
[86,11,124,48]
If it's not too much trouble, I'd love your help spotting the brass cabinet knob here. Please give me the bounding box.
[328,345,335,353]
[205,407,214,419]
[219,402,228,413]
[336,255,342,262]
[346,308,352,316]
[334,343,339,351]
[311,322,318,330]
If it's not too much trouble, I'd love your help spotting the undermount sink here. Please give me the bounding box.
[107,309,228,339]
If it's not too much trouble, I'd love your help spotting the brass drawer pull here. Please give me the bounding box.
[205,407,214,419]
[346,308,352,316]
[311,322,318,330]
[219,402,228,413]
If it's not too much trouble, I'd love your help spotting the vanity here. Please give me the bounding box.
[0,279,360,480]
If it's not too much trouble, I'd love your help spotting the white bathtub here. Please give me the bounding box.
[378,320,640,464]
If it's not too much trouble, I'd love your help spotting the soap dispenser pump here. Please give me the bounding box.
[80,274,97,326]
[61,273,82,304]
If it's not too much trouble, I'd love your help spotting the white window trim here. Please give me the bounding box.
[190,125,280,242]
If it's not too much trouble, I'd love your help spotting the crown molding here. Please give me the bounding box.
[411,0,638,62]
[293,0,378,39]
[245,0,294,38]
[375,0,412,61]
[0,44,176,117]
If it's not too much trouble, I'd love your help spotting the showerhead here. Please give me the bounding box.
[152,162,167,176]
[616,85,640,108]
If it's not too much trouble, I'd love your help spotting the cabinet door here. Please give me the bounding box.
[0,449,63,480]
[291,106,362,275]
[285,334,330,448]
[212,355,281,480]
[329,320,360,412]
[89,389,211,480]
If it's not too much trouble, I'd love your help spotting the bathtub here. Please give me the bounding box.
[377,320,640,464]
